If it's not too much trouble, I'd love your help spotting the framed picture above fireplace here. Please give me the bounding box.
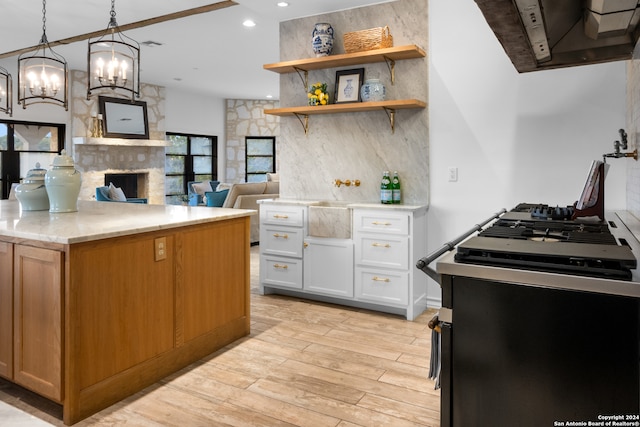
[99,96,149,139]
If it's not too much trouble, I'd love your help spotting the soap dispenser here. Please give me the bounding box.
[45,149,82,213]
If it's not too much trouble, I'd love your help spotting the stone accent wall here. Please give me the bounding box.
[626,60,640,218]
[225,99,280,183]
[69,70,167,204]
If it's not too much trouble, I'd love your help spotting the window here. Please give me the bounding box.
[245,137,275,183]
[165,132,217,205]
[0,120,65,199]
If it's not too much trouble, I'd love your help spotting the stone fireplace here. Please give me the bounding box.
[72,138,169,204]
[68,70,167,205]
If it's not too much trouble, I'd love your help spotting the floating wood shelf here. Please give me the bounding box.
[263,45,426,73]
[264,99,426,134]
[264,45,426,87]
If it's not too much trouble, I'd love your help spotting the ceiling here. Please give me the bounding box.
[0,0,392,100]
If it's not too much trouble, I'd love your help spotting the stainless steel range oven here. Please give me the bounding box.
[422,204,640,427]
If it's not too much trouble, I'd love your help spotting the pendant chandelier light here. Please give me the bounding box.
[17,0,68,110]
[0,66,12,116]
[87,0,140,100]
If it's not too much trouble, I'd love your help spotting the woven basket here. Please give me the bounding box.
[343,26,393,53]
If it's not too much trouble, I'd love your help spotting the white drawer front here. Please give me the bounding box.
[261,225,304,258]
[354,210,409,235]
[355,267,408,306]
[355,235,409,270]
[261,205,305,227]
[260,255,303,290]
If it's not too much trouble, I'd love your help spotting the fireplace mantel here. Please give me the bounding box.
[72,137,170,147]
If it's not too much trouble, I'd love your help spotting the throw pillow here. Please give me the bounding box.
[108,182,127,202]
[205,189,229,207]
[192,181,213,196]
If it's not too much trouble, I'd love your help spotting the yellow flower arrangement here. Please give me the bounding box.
[308,82,329,106]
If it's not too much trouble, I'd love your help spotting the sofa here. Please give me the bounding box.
[187,180,220,206]
[211,181,279,244]
[96,185,148,204]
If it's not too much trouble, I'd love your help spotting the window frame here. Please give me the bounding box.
[165,132,217,205]
[245,136,276,183]
[0,119,66,199]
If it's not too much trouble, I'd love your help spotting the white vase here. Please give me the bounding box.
[45,150,82,213]
[15,163,49,211]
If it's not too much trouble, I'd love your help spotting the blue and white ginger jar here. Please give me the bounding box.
[312,23,334,57]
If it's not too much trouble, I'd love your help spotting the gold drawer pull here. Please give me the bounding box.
[273,264,288,269]
[372,276,390,283]
[273,214,289,219]
[273,233,289,239]
[372,221,391,226]
[371,242,391,248]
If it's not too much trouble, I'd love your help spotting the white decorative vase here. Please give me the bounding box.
[45,150,82,213]
[15,163,49,211]
[360,79,386,102]
[312,23,334,57]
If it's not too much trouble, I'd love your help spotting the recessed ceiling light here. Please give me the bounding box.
[266,94,273,98]
[277,2,289,7]
[243,19,256,27]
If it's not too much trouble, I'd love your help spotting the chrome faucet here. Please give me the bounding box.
[603,129,638,162]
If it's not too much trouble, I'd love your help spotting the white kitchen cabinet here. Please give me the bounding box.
[259,200,428,320]
[303,237,354,298]
[354,208,428,320]
[259,203,307,294]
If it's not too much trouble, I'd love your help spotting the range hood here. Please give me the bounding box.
[475,0,640,72]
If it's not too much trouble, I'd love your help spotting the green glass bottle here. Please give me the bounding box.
[392,171,401,204]
[380,171,392,204]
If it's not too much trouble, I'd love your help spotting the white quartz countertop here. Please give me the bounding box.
[0,200,255,244]
[435,211,640,298]
[258,198,428,212]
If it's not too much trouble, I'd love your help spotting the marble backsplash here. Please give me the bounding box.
[278,0,429,205]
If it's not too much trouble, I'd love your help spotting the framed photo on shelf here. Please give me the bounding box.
[334,68,364,103]
[98,96,149,139]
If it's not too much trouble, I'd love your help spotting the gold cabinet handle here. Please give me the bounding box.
[273,233,289,239]
[304,242,309,248]
[371,242,391,248]
[372,221,391,226]
[273,264,288,269]
[273,214,289,219]
[372,276,390,283]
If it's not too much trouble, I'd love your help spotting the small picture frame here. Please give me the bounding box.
[99,96,149,139]
[334,68,364,103]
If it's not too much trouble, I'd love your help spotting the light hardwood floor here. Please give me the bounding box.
[0,245,440,426]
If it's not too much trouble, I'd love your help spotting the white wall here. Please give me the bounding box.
[427,1,627,304]
[164,87,227,182]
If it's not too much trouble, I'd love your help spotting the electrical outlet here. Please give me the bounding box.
[448,167,458,182]
[154,237,167,261]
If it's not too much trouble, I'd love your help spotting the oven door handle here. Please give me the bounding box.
[416,208,507,284]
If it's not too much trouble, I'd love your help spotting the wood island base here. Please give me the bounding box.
[0,209,251,425]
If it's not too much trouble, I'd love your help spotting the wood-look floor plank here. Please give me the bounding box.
[0,246,441,426]
[303,342,431,378]
[278,359,439,408]
[357,393,440,426]
[248,378,421,427]
[241,335,388,380]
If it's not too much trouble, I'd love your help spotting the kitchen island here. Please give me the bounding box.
[0,200,254,425]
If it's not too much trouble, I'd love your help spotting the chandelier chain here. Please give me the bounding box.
[41,0,48,43]
[110,0,117,24]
